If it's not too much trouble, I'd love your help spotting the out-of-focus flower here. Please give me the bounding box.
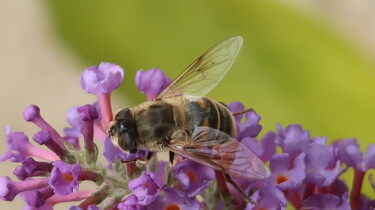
[135,68,171,101]
[241,131,276,162]
[302,193,351,209]
[275,124,310,155]
[304,143,341,187]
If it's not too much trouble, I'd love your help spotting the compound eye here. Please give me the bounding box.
[108,126,116,136]
[119,122,128,133]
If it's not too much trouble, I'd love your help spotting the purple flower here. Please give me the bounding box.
[20,187,54,208]
[240,131,276,162]
[49,161,81,195]
[266,153,306,190]
[302,193,350,210]
[336,139,363,170]
[173,159,215,197]
[0,126,32,162]
[13,157,52,181]
[247,185,286,209]
[0,176,49,201]
[149,188,199,210]
[128,171,162,205]
[80,62,124,95]
[63,106,83,139]
[227,101,262,139]
[117,194,146,210]
[103,137,146,163]
[135,68,171,101]
[362,144,375,170]
[304,143,341,187]
[33,130,68,159]
[275,124,310,155]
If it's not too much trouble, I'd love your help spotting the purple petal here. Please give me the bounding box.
[135,68,171,101]
[363,144,375,170]
[267,153,306,190]
[80,62,124,95]
[247,185,286,209]
[117,194,146,210]
[63,106,83,139]
[275,124,310,155]
[149,188,199,210]
[0,126,30,162]
[304,143,341,186]
[173,159,215,197]
[128,171,162,205]
[241,131,276,162]
[103,137,146,163]
[302,193,350,210]
[336,139,363,170]
[49,161,81,195]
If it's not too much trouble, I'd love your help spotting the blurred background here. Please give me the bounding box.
[1,0,374,208]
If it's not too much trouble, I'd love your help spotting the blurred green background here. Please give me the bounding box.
[47,0,375,147]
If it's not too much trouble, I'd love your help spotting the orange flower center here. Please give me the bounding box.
[185,171,196,183]
[276,175,288,184]
[63,173,74,182]
[165,204,180,210]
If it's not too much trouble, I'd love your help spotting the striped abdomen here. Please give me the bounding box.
[184,96,236,137]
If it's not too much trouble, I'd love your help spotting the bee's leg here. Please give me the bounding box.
[232,108,254,117]
[223,173,256,205]
[169,151,175,165]
[166,151,175,187]
[146,151,154,163]
[121,159,137,163]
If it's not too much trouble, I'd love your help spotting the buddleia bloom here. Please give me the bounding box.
[1,64,374,210]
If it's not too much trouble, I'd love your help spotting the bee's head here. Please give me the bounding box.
[108,108,139,153]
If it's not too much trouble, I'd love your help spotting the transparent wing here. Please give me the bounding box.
[156,36,243,99]
[166,126,269,180]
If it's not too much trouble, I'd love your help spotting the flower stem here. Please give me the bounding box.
[23,142,60,161]
[97,93,113,131]
[46,190,95,206]
[350,169,365,209]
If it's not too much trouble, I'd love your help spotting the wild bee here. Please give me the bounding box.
[109,36,269,201]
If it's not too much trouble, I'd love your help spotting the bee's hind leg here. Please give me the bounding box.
[232,108,254,117]
[223,173,257,205]
[169,151,175,165]
[146,151,154,163]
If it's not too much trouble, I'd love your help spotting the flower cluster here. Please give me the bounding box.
[1,62,375,209]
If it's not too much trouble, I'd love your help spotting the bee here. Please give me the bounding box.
[109,36,269,201]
